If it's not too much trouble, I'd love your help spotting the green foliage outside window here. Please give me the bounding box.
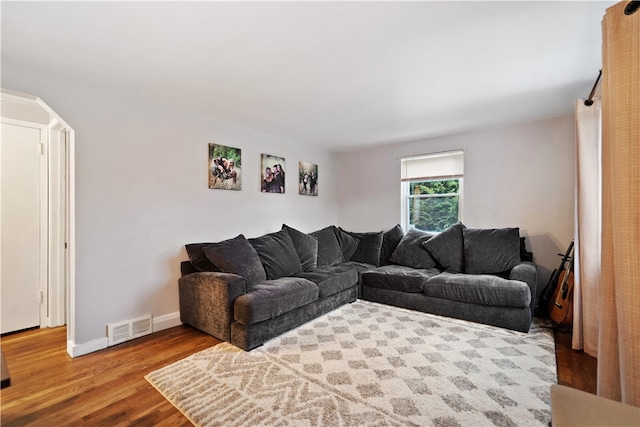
[408,179,460,232]
[209,144,241,167]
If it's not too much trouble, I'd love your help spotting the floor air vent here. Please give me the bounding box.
[107,314,152,346]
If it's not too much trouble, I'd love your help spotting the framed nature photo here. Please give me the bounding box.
[299,161,318,196]
[209,143,241,190]
[261,154,285,193]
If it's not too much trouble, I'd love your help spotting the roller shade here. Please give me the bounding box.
[401,150,464,182]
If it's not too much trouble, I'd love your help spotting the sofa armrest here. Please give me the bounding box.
[179,272,247,341]
[509,261,537,312]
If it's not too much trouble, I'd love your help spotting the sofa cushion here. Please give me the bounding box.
[464,228,521,274]
[342,229,384,266]
[310,226,344,266]
[389,228,437,269]
[249,229,302,280]
[185,243,220,272]
[362,265,441,293]
[333,227,360,261]
[282,224,318,272]
[233,277,319,325]
[380,224,404,266]
[424,272,531,308]
[422,221,466,272]
[293,264,358,298]
[202,234,266,288]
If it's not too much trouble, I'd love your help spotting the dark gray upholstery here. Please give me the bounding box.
[234,277,319,325]
[362,286,532,333]
[282,224,318,272]
[179,224,538,351]
[333,227,359,261]
[202,234,266,287]
[422,221,466,272]
[390,228,437,269]
[343,229,384,266]
[185,243,219,272]
[424,272,531,308]
[463,228,521,274]
[362,265,440,293]
[380,224,404,266]
[249,229,302,279]
[231,288,356,351]
[179,272,247,341]
[294,265,358,298]
[310,226,344,266]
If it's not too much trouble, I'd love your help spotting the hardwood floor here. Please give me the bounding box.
[1,320,596,426]
[1,325,220,426]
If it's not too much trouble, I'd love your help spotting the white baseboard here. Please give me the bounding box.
[67,337,109,358]
[66,311,182,358]
[153,311,182,332]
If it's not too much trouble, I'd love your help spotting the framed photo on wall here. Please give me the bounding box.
[261,154,285,193]
[209,144,241,190]
[299,161,318,196]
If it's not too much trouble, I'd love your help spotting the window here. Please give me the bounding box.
[401,151,463,233]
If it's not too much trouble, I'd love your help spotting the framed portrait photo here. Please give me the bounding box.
[260,154,285,194]
[299,161,318,196]
[209,144,241,190]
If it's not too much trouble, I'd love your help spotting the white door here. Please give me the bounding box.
[1,121,43,334]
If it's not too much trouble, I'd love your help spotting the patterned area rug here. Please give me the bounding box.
[146,301,556,426]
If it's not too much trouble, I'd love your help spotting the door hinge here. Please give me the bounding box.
[39,290,44,304]
[39,142,44,155]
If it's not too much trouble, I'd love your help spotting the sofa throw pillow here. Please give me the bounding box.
[249,229,303,280]
[202,234,266,288]
[389,227,437,269]
[282,224,318,272]
[422,221,466,272]
[342,228,384,266]
[185,243,220,272]
[333,227,360,261]
[464,227,521,274]
[310,226,344,266]
[380,224,404,266]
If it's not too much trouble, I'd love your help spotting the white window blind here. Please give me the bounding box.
[401,150,464,182]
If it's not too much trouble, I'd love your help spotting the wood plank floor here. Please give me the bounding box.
[1,321,596,426]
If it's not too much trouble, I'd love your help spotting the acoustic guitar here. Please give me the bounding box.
[548,245,575,326]
[538,241,574,315]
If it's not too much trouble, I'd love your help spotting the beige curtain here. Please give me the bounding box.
[572,99,601,357]
[598,1,640,406]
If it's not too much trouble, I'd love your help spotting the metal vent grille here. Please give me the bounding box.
[107,314,152,346]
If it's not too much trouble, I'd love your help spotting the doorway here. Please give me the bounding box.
[0,90,74,345]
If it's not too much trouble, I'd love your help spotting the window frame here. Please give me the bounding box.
[400,151,464,232]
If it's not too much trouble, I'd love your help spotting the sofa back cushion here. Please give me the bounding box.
[249,229,302,279]
[422,221,466,272]
[202,234,266,288]
[463,227,521,274]
[380,224,404,266]
[310,226,344,266]
[282,224,318,272]
[342,228,384,266]
[333,227,360,261]
[185,243,220,272]
[390,227,437,269]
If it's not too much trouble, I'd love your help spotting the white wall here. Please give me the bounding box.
[337,117,576,301]
[1,59,339,352]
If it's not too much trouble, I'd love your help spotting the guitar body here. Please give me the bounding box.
[548,269,575,325]
[539,241,574,316]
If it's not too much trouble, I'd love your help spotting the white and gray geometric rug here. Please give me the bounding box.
[146,301,556,427]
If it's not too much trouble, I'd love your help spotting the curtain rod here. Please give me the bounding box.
[584,69,602,106]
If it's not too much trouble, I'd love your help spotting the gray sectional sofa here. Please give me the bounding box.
[179,222,537,350]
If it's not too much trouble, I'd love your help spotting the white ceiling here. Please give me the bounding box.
[1,1,614,151]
